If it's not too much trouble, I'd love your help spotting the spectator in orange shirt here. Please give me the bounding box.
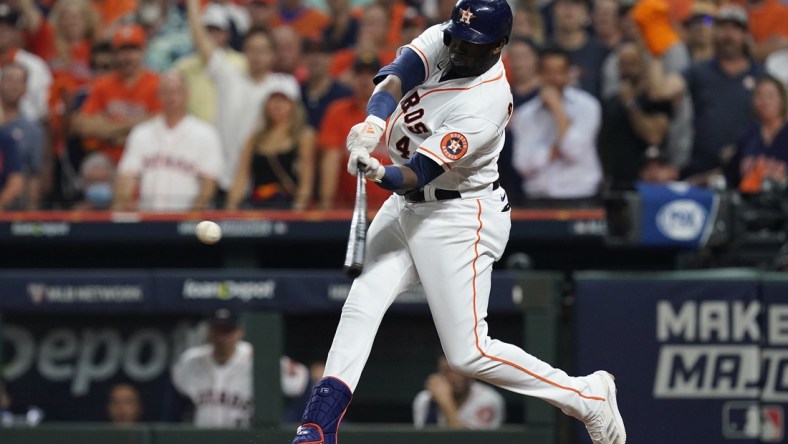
[271,0,330,40]
[745,0,788,60]
[318,56,390,210]
[329,3,396,86]
[91,0,138,39]
[72,24,160,164]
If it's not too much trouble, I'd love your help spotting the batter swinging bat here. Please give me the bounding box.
[343,166,367,278]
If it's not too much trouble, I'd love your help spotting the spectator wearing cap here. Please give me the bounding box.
[321,0,359,51]
[300,39,352,132]
[724,75,788,193]
[225,78,315,210]
[187,0,300,193]
[270,0,330,40]
[683,3,717,62]
[329,3,396,86]
[511,46,603,199]
[600,42,675,190]
[114,71,223,211]
[73,24,160,165]
[0,4,52,123]
[0,63,45,210]
[317,57,391,209]
[547,0,610,99]
[173,3,247,123]
[744,0,788,61]
[652,5,766,183]
[170,308,310,427]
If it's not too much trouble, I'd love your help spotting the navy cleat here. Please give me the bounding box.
[292,377,353,444]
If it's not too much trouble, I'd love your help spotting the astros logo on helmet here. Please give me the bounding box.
[459,7,475,25]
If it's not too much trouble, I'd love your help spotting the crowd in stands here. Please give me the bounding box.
[0,0,784,211]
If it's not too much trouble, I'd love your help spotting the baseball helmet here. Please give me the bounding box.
[442,0,513,45]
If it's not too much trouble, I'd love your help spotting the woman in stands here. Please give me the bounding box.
[225,81,316,210]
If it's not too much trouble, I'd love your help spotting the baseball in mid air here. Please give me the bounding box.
[196,220,222,244]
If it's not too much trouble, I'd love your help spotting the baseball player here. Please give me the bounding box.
[172,309,309,428]
[292,1,626,443]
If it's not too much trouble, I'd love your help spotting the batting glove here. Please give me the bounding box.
[346,116,386,154]
[347,147,385,181]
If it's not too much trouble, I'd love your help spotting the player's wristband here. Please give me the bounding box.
[366,91,398,122]
[378,166,404,191]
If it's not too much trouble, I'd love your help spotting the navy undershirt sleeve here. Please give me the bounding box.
[404,152,444,190]
[373,48,426,96]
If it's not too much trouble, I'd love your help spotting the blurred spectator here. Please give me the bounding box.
[765,47,788,85]
[225,79,315,210]
[772,242,788,271]
[600,43,675,189]
[132,0,194,72]
[329,3,396,85]
[745,0,788,61]
[511,5,544,43]
[639,145,679,184]
[398,7,427,48]
[0,63,45,210]
[511,46,603,199]
[107,383,143,426]
[90,0,138,37]
[114,72,222,211]
[322,0,359,51]
[18,0,98,84]
[0,4,52,122]
[172,308,253,428]
[209,0,253,51]
[0,126,22,210]
[171,308,311,428]
[682,3,717,62]
[174,3,246,123]
[271,0,330,40]
[73,151,115,210]
[593,0,623,50]
[375,0,409,50]
[187,0,300,192]
[412,356,505,429]
[300,39,352,131]
[653,6,766,181]
[272,26,306,81]
[500,36,541,204]
[72,24,161,164]
[725,76,788,193]
[0,377,10,422]
[548,0,609,99]
[317,56,390,209]
[50,41,115,207]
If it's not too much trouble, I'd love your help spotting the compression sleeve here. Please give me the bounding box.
[404,152,444,190]
[373,47,427,96]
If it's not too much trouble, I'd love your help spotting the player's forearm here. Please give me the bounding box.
[186,0,217,65]
[372,76,404,107]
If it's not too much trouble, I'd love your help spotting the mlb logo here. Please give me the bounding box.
[722,402,784,442]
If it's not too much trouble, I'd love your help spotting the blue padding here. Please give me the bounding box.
[405,152,444,189]
[373,47,426,95]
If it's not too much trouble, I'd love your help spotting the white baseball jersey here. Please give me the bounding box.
[412,382,506,429]
[118,115,224,211]
[172,341,253,428]
[385,25,513,193]
[322,21,612,426]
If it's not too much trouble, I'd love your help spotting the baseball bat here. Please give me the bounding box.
[343,166,367,278]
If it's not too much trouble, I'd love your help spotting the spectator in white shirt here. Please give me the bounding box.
[511,46,603,199]
[113,71,223,211]
[412,356,505,430]
[186,0,300,192]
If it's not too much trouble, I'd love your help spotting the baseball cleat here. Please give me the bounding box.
[584,371,626,444]
[291,377,352,444]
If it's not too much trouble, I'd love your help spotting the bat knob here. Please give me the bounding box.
[343,264,363,279]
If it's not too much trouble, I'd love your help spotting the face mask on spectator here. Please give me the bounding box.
[85,182,113,208]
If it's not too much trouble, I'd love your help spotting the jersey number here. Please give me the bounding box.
[395,136,410,159]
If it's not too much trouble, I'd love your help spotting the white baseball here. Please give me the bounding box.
[196,221,222,244]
